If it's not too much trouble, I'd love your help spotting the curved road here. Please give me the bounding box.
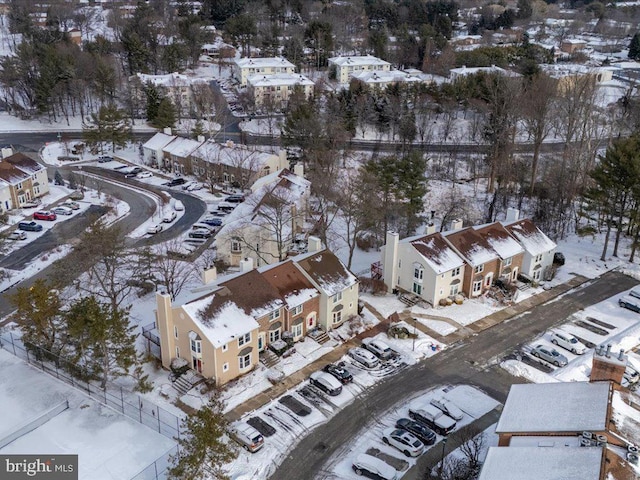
[271,271,638,480]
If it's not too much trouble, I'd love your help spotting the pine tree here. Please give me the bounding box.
[191,119,205,140]
[144,82,162,122]
[151,98,177,129]
[169,393,237,480]
[629,33,640,60]
[83,104,133,152]
[54,170,64,185]
[65,296,138,389]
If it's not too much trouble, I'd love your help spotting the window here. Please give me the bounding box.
[450,284,459,296]
[332,311,342,324]
[398,259,402,268]
[290,305,303,316]
[535,254,543,263]
[239,353,251,370]
[223,362,229,372]
[292,323,302,338]
[413,283,422,295]
[533,270,541,280]
[503,257,512,267]
[332,291,343,303]
[474,264,484,274]
[269,328,280,343]
[222,344,228,352]
[473,280,482,294]
[452,267,460,277]
[269,309,280,321]
[175,346,180,358]
[413,265,424,280]
[173,326,178,339]
[190,339,201,354]
[231,239,242,253]
[238,332,251,346]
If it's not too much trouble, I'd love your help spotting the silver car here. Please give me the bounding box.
[531,344,568,367]
[348,347,379,368]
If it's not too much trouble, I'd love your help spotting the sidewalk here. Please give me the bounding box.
[225,274,591,421]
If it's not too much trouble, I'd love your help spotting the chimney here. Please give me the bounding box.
[425,223,436,235]
[202,265,217,285]
[155,292,174,369]
[1,147,14,158]
[590,343,627,386]
[225,140,235,148]
[506,207,520,222]
[450,219,463,231]
[163,127,172,135]
[239,257,254,273]
[293,163,304,178]
[197,135,205,143]
[307,236,322,253]
[383,231,400,294]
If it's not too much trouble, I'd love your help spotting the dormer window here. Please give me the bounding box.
[269,309,280,321]
[290,305,303,316]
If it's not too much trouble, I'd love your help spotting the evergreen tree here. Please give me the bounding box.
[629,33,640,61]
[191,119,205,139]
[169,393,237,480]
[83,104,132,152]
[54,170,64,185]
[151,98,177,129]
[65,296,138,389]
[144,82,162,122]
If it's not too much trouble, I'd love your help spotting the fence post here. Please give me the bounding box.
[139,397,143,423]
[25,345,30,363]
[9,332,15,355]
[154,461,158,480]
[120,387,125,414]
[156,407,161,433]
[104,387,107,405]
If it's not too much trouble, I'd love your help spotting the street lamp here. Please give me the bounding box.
[438,436,448,478]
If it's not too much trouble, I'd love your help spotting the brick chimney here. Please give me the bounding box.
[590,344,627,386]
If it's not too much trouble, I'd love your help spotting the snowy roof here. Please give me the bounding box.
[353,69,423,84]
[234,57,295,69]
[443,227,499,267]
[5,153,45,175]
[410,233,465,275]
[247,73,314,87]
[328,55,390,67]
[496,382,610,434]
[473,223,524,260]
[251,168,310,193]
[610,389,640,446]
[182,294,260,349]
[191,140,277,169]
[0,159,31,184]
[478,447,603,480]
[259,260,319,308]
[143,132,177,151]
[450,65,520,78]
[540,63,608,78]
[135,72,207,87]
[294,250,357,296]
[503,219,556,257]
[162,137,203,157]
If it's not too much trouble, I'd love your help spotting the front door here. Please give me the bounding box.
[307,313,316,329]
[192,357,202,373]
[258,333,266,352]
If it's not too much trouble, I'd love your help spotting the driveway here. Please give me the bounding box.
[271,270,638,480]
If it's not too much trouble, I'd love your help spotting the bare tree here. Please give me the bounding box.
[151,239,196,300]
[456,424,486,472]
[333,171,370,269]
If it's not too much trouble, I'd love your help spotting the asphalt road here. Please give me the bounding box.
[271,270,639,480]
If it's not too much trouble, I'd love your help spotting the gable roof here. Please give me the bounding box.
[409,233,464,275]
[162,137,203,158]
[444,227,499,267]
[5,153,45,174]
[294,249,357,296]
[0,159,31,184]
[259,260,319,308]
[143,132,177,151]
[191,140,277,170]
[473,223,524,260]
[503,219,557,257]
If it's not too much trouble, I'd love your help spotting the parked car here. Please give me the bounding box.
[189,229,212,239]
[550,330,587,355]
[136,171,153,179]
[200,217,223,227]
[18,221,43,232]
[33,210,56,221]
[124,167,143,178]
[162,211,177,223]
[69,191,84,200]
[531,344,568,367]
[430,396,464,421]
[228,422,264,453]
[352,453,398,480]
[225,194,245,203]
[7,231,27,240]
[21,200,41,208]
[164,178,186,187]
[187,182,203,191]
[173,200,184,211]
[217,203,236,213]
[323,363,353,384]
[51,206,73,216]
[348,347,379,369]
[409,403,457,435]
[620,296,640,314]
[629,289,640,301]
[63,200,80,210]
[381,428,424,457]
[553,252,565,266]
[147,224,163,234]
[97,155,114,163]
[395,418,436,445]
[309,371,343,396]
[362,338,394,360]
[113,165,128,170]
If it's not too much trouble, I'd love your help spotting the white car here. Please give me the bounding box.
[430,396,464,421]
[352,454,398,480]
[187,182,203,191]
[63,200,80,210]
[162,211,177,223]
[362,338,394,359]
[381,427,424,457]
[174,200,184,211]
[147,224,163,234]
[550,330,587,355]
[51,206,73,216]
[348,347,379,368]
[7,231,27,240]
[137,171,153,179]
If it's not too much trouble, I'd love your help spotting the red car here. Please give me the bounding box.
[33,210,57,221]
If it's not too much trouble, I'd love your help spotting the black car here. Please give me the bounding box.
[553,252,565,266]
[201,217,223,227]
[323,363,353,384]
[164,178,186,187]
[124,167,143,177]
[225,194,245,203]
[18,221,43,232]
[395,418,436,445]
[97,155,113,163]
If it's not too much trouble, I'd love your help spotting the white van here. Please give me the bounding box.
[228,422,264,453]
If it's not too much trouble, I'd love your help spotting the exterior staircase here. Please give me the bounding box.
[312,330,331,345]
[260,349,280,368]
[172,369,205,395]
[398,293,419,307]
